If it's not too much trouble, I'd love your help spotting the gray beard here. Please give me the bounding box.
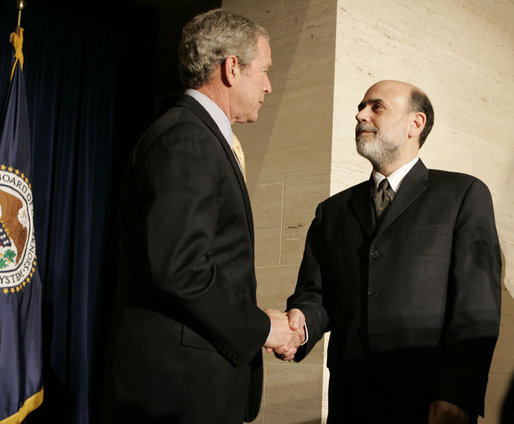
[356,134,399,169]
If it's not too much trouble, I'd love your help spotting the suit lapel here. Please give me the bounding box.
[374,160,429,238]
[174,95,255,244]
[349,180,375,237]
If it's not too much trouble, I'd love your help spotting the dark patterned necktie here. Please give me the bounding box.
[373,178,395,218]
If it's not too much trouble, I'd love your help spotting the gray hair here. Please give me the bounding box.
[178,8,269,89]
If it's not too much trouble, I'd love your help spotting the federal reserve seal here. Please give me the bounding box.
[0,165,37,294]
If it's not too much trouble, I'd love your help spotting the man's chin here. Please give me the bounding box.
[356,139,371,153]
[235,113,258,124]
[245,114,259,123]
[356,143,378,162]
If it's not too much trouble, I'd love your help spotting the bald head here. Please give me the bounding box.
[364,80,415,99]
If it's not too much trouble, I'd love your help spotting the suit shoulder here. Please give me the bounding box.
[427,169,491,192]
[142,106,210,144]
[322,180,370,207]
[133,106,219,162]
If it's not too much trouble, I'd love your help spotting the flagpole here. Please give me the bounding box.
[17,0,26,30]
[1,1,44,421]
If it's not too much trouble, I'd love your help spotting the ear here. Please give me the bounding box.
[222,55,239,87]
[409,112,426,139]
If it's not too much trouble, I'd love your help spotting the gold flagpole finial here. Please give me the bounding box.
[16,0,26,28]
[10,1,26,80]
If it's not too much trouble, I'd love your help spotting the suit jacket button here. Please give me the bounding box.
[367,289,378,298]
[370,250,381,259]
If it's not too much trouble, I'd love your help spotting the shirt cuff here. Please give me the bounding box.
[301,322,309,345]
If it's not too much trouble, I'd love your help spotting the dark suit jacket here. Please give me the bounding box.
[104,95,270,424]
[288,160,501,421]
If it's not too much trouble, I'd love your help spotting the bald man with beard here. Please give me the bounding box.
[281,80,501,424]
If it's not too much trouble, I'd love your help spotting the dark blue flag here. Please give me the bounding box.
[0,27,43,423]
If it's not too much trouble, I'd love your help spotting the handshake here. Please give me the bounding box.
[263,308,306,361]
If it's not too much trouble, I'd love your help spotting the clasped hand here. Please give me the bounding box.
[263,308,306,361]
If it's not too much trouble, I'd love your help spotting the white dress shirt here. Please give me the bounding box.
[372,156,419,192]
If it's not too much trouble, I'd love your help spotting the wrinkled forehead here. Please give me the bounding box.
[362,81,412,108]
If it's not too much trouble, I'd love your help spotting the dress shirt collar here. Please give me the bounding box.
[184,88,233,148]
[372,156,419,193]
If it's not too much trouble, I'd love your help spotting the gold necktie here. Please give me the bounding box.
[232,132,247,182]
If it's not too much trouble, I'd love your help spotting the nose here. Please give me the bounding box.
[264,73,272,94]
[355,106,369,122]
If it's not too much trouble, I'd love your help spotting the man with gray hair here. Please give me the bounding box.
[103,8,303,424]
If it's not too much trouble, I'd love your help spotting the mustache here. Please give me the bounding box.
[355,123,377,133]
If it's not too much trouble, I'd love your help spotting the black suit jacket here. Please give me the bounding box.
[104,95,269,424]
[288,160,501,420]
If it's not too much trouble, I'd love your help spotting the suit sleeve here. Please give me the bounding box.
[434,178,502,416]
[287,203,330,361]
[142,122,270,366]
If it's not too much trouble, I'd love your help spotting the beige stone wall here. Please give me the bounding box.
[223,1,336,422]
[333,1,514,423]
[224,0,513,423]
